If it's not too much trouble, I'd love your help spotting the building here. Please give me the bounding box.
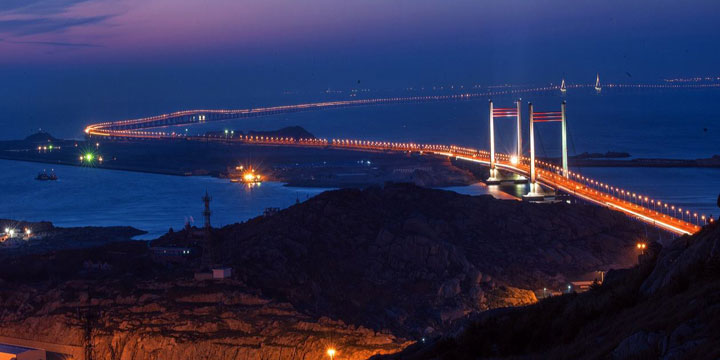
[212,267,232,279]
[569,280,597,293]
[0,344,46,360]
[194,267,232,281]
[150,246,194,263]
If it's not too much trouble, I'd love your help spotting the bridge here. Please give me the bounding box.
[84,85,715,236]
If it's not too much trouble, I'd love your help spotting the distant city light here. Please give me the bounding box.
[326,348,336,359]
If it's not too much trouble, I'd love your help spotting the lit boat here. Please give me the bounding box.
[595,73,602,92]
[36,169,58,181]
[241,170,262,184]
[231,165,262,184]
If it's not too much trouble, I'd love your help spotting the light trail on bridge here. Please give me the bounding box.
[92,130,706,236]
[84,81,720,138]
[84,85,563,138]
[83,83,718,236]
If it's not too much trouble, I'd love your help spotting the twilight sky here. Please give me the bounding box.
[2,0,719,80]
[0,0,719,138]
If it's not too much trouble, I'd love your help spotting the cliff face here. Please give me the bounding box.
[379,222,720,360]
[204,183,646,338]
[0,279,409,360]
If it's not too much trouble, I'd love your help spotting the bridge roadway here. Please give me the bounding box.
[85,82,720,138]
[83,86,715,236]
[92,130,702,235]
[85,85,563,137]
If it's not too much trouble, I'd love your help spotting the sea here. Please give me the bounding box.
[1,87,719,235]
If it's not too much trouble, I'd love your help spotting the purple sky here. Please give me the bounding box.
[1,0,718,76]
[1,0,720,140]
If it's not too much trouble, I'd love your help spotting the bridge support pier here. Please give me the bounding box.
[488,100,496,183]
[522,182,546,202]
[486,168,528,185]
[524,101,568,201]
[523,102,543,201]
[486,99,527,185]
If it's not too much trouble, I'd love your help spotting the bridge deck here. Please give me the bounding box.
[83,90,708,236]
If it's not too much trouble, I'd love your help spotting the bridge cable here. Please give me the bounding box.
[536,126,549,158]
[567,124,578,156]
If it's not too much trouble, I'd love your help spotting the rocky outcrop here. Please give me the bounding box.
[640,225,720,295]
[0,279,409,360]
[0,219,145,264]
[378,222,720,360]
[157,183,646,338]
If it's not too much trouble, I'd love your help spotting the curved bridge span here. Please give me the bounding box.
[83,87,711,236]
[85,85,560,137]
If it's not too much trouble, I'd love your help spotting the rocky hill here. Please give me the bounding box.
[378,220,720,360]
[0,183,653,359]
[0,219,144,265]
[206,126,316,140]
[247,125,316,139]
[159,183,649,339]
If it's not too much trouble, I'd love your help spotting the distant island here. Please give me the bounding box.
[0,128,478,188]
[206,126,316,139]
[536,150,720,168]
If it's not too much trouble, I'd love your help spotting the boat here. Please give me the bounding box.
[560,78,567,93]
[228,165,262,184]
[36,169,58,181]
[595,73,602,92]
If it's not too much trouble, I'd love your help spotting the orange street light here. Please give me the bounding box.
[637,242,647,255]
[327,348,336,360]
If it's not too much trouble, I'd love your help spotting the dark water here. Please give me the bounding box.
[0,159,508,238]
[4,86,719,160]
[221,88,720,159]
[576,167,720,221]
[0,160,328,239]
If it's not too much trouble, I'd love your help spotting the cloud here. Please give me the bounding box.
[8,39,102,47]
[0,15,111,36]
[0,0,92,15]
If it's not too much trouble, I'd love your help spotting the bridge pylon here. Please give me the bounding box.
[524,101,569,201]
[487,99,526,185]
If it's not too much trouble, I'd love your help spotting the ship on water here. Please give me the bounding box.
[35,169,57,181]
[560,78,567,93]
[228,165,262,185]
[595,73,602,92]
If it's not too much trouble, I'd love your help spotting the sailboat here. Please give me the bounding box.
[594,73,602,92]
[560,78,567,93]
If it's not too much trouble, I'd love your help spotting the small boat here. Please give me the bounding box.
[595,73,602,92]
[36,169,58,181]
